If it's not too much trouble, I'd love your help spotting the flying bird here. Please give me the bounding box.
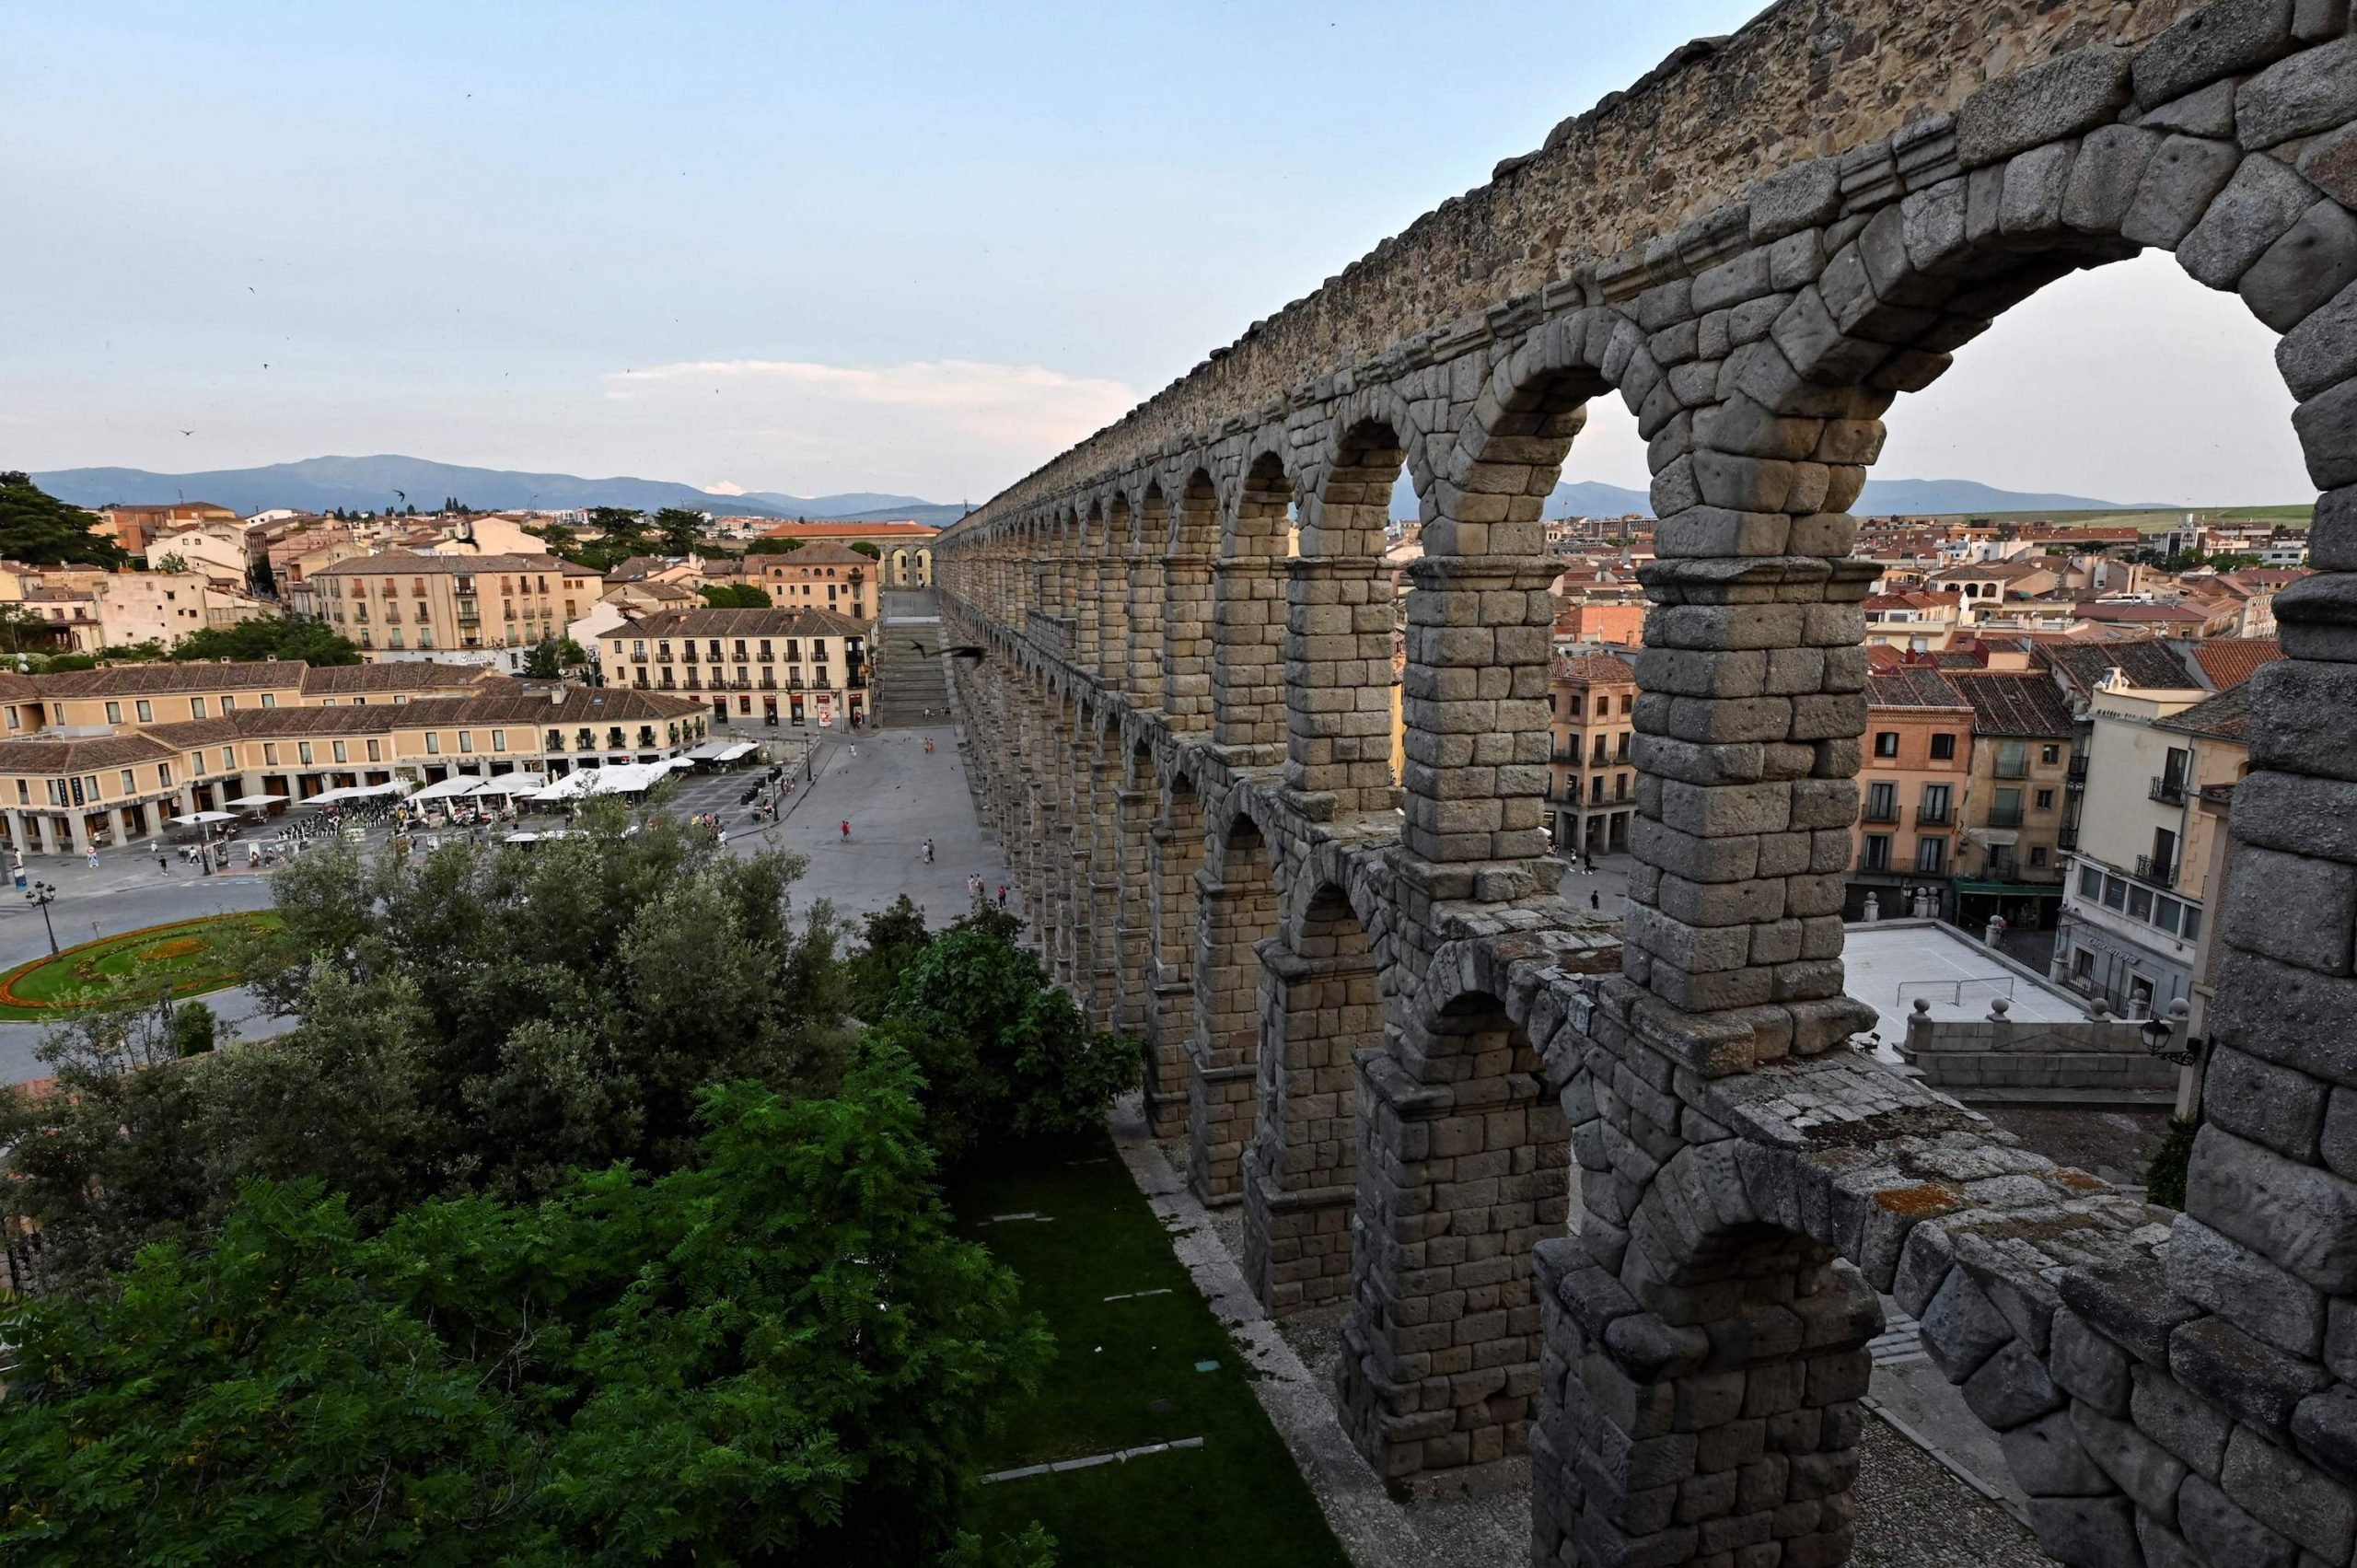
[945,645,986,661]
[178,428,194,436]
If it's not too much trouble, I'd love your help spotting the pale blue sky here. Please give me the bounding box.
[0,2,2308,506]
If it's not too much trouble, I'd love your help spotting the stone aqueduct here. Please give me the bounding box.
[930,4,2357,1565]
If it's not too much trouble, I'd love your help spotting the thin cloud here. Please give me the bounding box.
[601,357,1139,494]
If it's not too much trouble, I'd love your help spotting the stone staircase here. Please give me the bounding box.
[871,613,948,727]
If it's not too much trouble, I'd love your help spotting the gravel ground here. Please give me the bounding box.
[1976,1104,2175,1191]
[1853,1418,2047,1568]
[1153,1131,2051,1568]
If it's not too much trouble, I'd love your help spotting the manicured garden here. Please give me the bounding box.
[949,1136,1351,1568]
[0,912,281,1018]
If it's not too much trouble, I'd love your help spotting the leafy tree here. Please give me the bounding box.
[850,540,882,560]
[168,999,216,1057]
[0,472,129,568]
[877,912,1142,1164]
[849,894,935,1019]
[0,1060,1053,1566]
[748,536,807,555]
[701,583,774,609]
[0,804,853,1286]
[520,635,588,678]
[654,505,707,556]
[0,603,63,656]
[167,616,364,666]
[154,551,189,575]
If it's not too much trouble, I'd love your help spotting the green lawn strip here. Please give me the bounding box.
[949,1136,1350,1568]
[0,913,281,1019]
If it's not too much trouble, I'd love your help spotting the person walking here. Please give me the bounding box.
[157,854,169,875]
[1590,889,1601,912]
[923,837,935,864]
[840,819,851,841]
[996,884,1008,910]
[86,848,99,871]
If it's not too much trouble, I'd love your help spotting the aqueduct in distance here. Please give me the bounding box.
[931,4,2357,1565]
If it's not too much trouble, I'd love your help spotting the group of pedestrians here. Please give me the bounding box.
[965,873,1007,909]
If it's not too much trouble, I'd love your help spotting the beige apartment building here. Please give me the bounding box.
[749,541,875,622]
[315,552,605,656]
[605,607,870,728]
[1546,651,1637,858]
[1944,670,2078,934]
[1849,668,1975,921]
[0,684,705,854]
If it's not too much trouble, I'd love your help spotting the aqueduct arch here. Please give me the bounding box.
[937,6,2357,1565]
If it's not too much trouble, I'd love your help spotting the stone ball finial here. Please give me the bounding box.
[1988,996,2012,1020]
[2089,998,2112,1020]
[1912,997,1932,1015]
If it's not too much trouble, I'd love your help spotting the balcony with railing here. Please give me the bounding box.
[1861,800,1900,825]
[2149,774,2188,805]
[1988,805,2024,829]
[1994,758,2029,779]
[2058,824,2080,851]
[2066,758,2088,789]
[1915,805,1953,828]
[2134,854,2177,888]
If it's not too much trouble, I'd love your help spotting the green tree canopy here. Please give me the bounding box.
[747,536,807,555]
[653,505,707,556]
[0,1062,1052,1566]
[520,635,589,678]
[875,907,1142,1164]
[167,616,364,666]
[0,473,129,568]
[700,583,773,609]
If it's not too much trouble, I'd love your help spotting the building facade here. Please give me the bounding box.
[747,541,876,622]
[1944,670,2077,934]
[1848,668,1973,921]
[2052,679,2247,1017]
[315,552,605,658]
[602,607,870,728]
[1545,651,1635,857]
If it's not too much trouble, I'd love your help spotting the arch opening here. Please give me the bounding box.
[1188,809,1282,1205]
[1241,883,1379,1317]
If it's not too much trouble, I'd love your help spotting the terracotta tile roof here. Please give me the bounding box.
[2042,639,2197,692]
[2154,684,2252,744]
[298,663,505,696]
[749,540,874,566]
[1866,668,1972,710]
[614,606,868,640]
[0,733,180,772]
[1945,671,2076,738]
[315,552,592,577]
[2075,600,2209,624]
[1550,651,1636,685]
[33,661,304,698]
[2189,637,2284,691]
[755,521,940,540]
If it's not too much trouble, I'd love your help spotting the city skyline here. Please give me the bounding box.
[1,1,2311,507]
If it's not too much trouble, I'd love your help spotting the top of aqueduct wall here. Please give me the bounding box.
[944,0,2177,528]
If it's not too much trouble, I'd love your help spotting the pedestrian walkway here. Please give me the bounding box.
[872,588,950,728]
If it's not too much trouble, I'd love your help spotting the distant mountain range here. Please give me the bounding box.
[1389,474,2154,520]
[30,452,2156,534]
[30,455,970,528]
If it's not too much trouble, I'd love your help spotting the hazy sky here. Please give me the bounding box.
[1,2,2309,506]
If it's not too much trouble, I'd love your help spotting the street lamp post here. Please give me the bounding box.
[25,879,58,957]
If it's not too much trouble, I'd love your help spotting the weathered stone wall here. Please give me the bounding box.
[931,3,2357,1564]
[961,0,2200,518]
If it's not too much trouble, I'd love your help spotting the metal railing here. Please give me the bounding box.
[2134,854,2177,887]
[2149,775,2188,805]
[1916,806,1953,827]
